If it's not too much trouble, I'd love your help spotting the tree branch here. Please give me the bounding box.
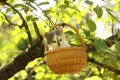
[4,2,33,45]
[0,40,44,80]
[33,22,43,42]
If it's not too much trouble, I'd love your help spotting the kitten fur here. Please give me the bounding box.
[44,27,70,50]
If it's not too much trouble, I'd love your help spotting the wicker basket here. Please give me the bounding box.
[44,23,87,74]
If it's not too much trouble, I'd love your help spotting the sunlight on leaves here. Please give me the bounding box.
[8,70,27,80]
[85,76,102,80]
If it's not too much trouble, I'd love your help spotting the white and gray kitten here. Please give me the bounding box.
[44,27,70,50]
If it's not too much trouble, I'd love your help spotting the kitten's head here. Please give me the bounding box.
[44,28,65,49]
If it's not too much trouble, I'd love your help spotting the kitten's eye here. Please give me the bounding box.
[53,41,56,43]
[60,39,62,41]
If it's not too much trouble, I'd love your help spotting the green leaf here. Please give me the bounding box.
[59,4,68,9]
[83,29,90,37]
[103,55,117,68]
[115,41,120,50]
[65,31,74,35]
[106,8,118,21]
[38,2,49,6]
[85,0,93,5]
[94,39,108,52]
[17,38,28,50]
[26,15,33,21]
[6,8,11,13]
[44,10,51,14]
[13,4,26,8]
[65,31,79,45]
[108,55,117,68]
[93,5,103,18]
[64,0,69,5]
[86,18,96,32]
[31,17,39,22]
[106,7,113,12]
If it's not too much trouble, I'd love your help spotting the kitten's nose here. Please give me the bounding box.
[56,38,60,46]
[57,42,60,46]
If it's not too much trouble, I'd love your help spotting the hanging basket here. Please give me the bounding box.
[44,23,87,74]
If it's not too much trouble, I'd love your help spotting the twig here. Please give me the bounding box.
[33,1,55,27]
[4,2,33,45]
[112,19,114,35]
[88,56,120,74]
[97,66,104,80]
[33,22,43,42]
[0,10,21,27]
[55,9,65,24]
[39,15,51,27]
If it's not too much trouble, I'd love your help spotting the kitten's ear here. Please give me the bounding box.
[44,32,49,39]
[59,27,63,33]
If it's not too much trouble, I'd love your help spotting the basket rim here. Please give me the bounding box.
[45,46,87,55]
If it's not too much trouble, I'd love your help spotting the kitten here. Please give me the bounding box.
[44,27,71,50]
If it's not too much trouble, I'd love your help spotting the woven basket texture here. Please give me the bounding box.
[45,46,87,74]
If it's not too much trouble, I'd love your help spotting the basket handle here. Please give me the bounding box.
[45,23,86,51]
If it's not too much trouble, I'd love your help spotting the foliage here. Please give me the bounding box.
[0,0,120,80]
